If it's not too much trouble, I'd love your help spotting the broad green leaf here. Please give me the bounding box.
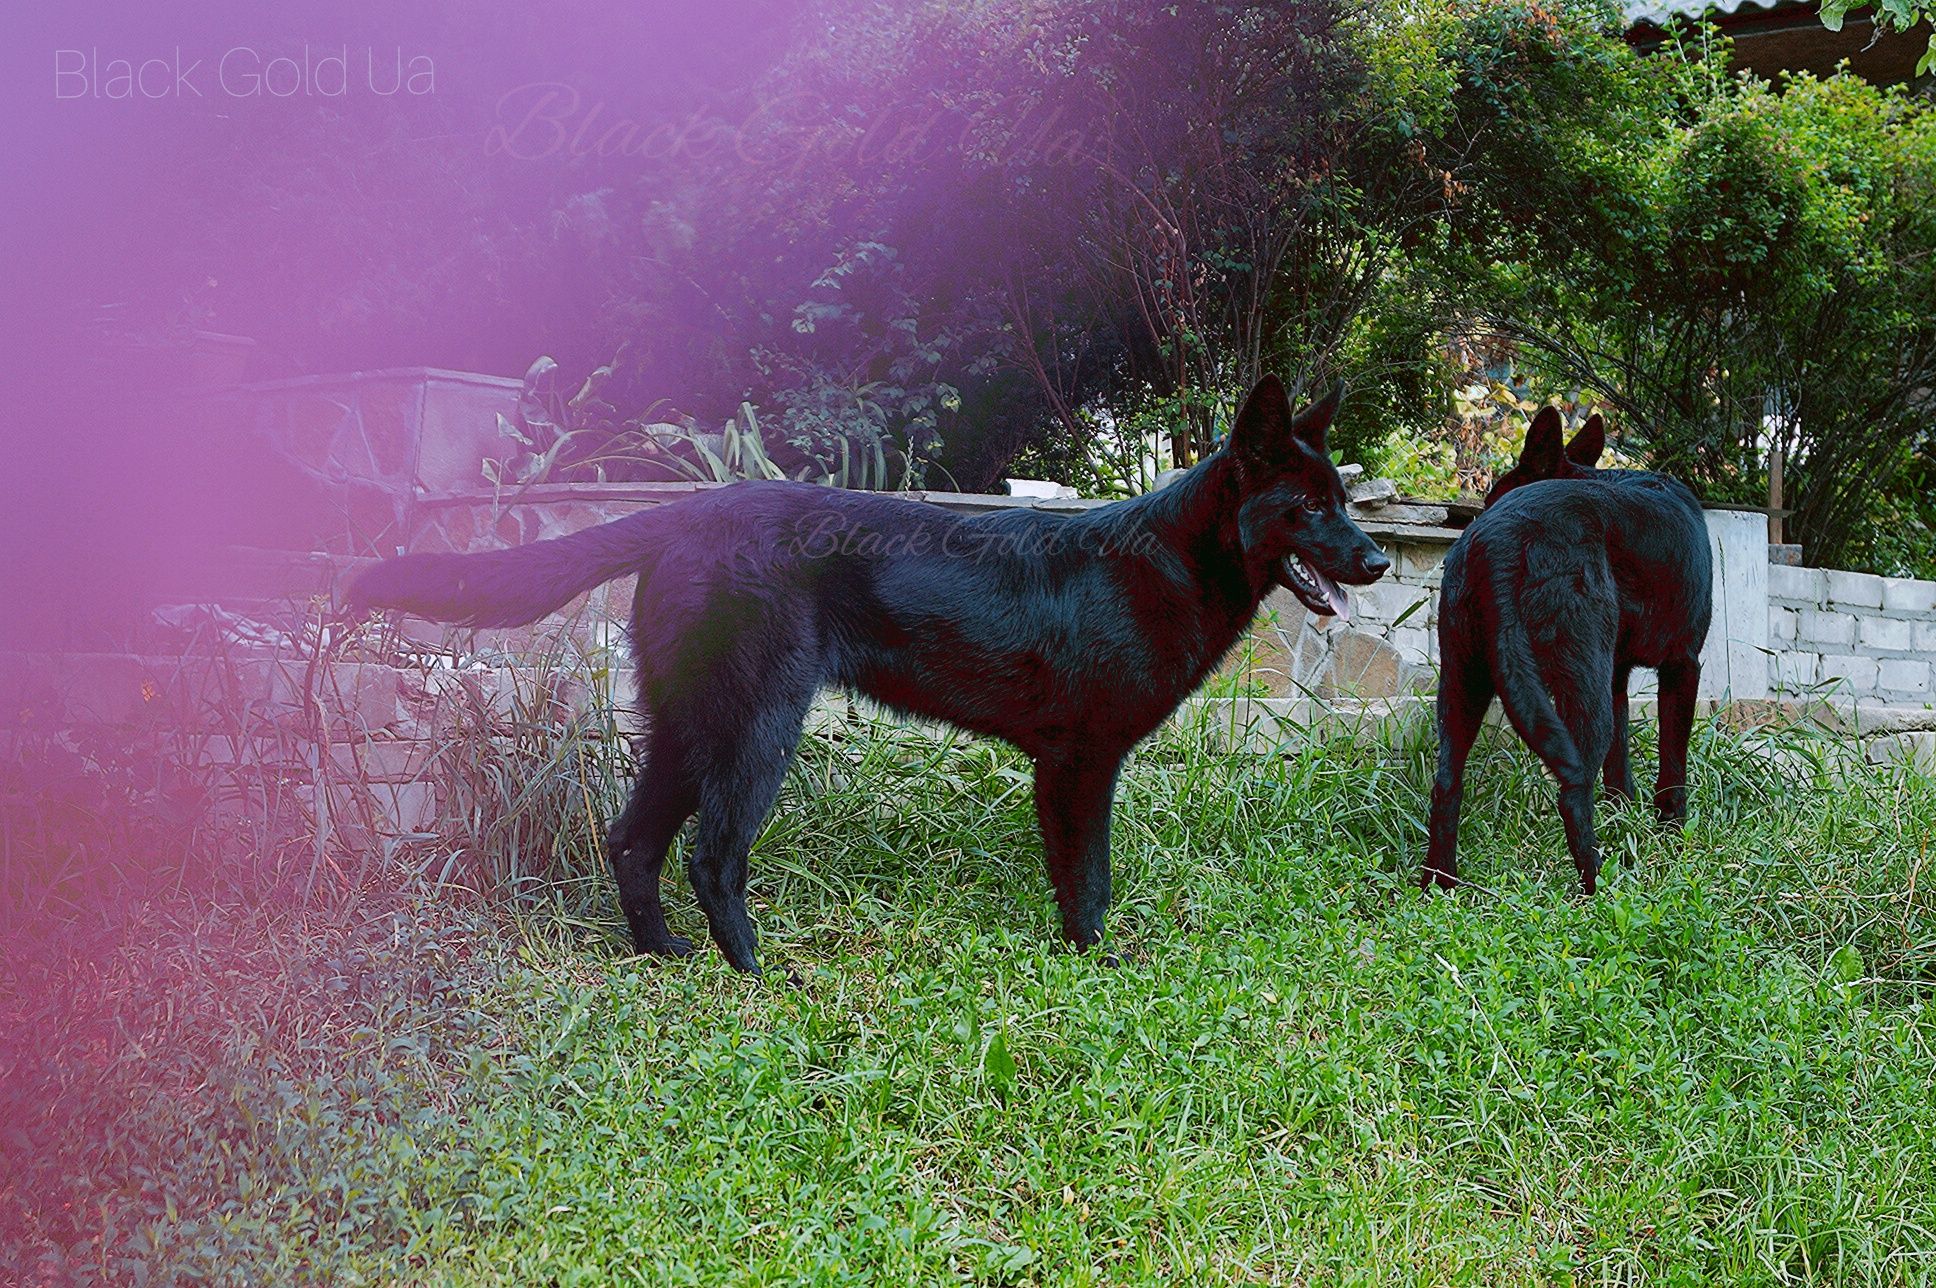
[982,1029,1016,1095]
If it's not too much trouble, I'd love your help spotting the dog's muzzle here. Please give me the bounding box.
[1278,553,1354,622]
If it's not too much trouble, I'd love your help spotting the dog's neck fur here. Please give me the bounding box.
[1082,453,1276,674]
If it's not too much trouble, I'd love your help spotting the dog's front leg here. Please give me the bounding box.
[1032,756,1123,950]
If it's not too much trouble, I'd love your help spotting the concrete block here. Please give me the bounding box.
[1768,563,1824,605]
[1860,616,1914,653]
[1770,607,1797,643]
[1185,696,1440,756]
[1917,622,1936,655]
[1834,700,1936,735]
[1878,658,1932,696]
[1390,626,1432,667]
[1866,730,1936,774]
[1769,651,1820,692]
[1821,654,1880,693]
[1350,581,1430,627]
[1827,569,1885,609]
[1880,577,1936,615]
[1799,609,1855,649]
[1779,699,1936,736]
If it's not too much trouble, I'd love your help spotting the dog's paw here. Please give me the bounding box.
[641,934,697,959]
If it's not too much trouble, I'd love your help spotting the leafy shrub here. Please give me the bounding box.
[1440,12,1936,571]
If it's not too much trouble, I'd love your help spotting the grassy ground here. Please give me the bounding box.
[4,710,1934,1285]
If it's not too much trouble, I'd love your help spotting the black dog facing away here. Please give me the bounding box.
[351,376,1392,974]
[1424,407,1712,894]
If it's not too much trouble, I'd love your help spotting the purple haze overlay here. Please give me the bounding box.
[2,0,806,648]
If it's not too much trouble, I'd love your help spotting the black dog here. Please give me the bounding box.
[352,376,1391,973]
[1423,407,1711,894]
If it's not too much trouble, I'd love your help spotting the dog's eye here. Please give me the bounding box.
[1299,496,1326,514]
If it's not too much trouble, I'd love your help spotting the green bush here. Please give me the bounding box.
[1432,9,1936,572]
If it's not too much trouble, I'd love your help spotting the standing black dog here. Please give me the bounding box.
[1423,407,1711,894]
[352,376,1391,973]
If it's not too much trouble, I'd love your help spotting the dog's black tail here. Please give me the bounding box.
[1485,568,1582,776]
[347,509,671,627]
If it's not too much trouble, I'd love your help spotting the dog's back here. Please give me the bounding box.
[1447,475,1711,677]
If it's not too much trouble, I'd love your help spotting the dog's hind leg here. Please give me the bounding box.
[1603,664,1638,806]
[608,721,700,958]
[1423,662,1492,891]
[1653,655,1700,829]
[1033,756,1122,950]
[683,688,814,976]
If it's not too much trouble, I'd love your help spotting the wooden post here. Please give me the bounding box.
[1768,445,1784,545]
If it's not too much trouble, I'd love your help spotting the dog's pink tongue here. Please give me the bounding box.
[1313,567,1351,623]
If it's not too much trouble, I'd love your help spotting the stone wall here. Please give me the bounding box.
[0,637,616,860]
[156,352,1927,715]
[1222,505,1780,706]
[1768,565,1936,704]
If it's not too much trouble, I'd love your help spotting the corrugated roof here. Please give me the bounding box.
[1623,0,1789,28]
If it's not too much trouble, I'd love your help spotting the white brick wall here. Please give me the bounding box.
[1822,654,1882,691]
[1827,569,1886,609]
[1861,617,1914,652]
[1767,556,1936,707]
[1801,609,1856,648]
[1882,577,1936,614]
[1770,651,1820,690]
[1879,658,1933,696]
[1768,564,1823,603]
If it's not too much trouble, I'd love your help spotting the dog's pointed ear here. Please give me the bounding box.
[1566,413,1605,467]
[1228,374,1292,460]
[1517,405,1566,477]
[1292,380,1344,454]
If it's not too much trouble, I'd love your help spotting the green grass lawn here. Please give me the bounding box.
[6,712,1935,1285]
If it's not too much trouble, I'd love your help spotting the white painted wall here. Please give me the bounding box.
[1701,510,1770,701]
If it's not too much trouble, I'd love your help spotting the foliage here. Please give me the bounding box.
[1818,0,1936,77]
[1007,398,1173,500]
[482,0,1564,486]
[1433,11,1936,572]
[56,0,1936,551]
[1368,353,1616,501]
[484,354,924,493]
